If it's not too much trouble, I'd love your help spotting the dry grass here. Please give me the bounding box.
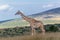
[0,32,60,40]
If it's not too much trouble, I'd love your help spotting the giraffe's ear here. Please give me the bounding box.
[15,10,20,15]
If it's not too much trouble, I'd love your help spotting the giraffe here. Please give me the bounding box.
[15,10,45,35]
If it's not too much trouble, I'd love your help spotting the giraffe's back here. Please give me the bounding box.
[31,20,44,28]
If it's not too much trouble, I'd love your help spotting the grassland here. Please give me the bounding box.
[0,19,29,28]
[0,32,60,40]
[0,18,60,28]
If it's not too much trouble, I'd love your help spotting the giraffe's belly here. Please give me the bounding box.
[33,22,42,28]
[33,26,39,29]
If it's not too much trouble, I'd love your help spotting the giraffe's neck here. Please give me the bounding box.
[19,13,33,22]
[19,13,26,18]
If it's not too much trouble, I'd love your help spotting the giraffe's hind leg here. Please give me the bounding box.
[39,25,45,35]
[35,22,45,35]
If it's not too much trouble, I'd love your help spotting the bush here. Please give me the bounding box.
[49,25,59,32]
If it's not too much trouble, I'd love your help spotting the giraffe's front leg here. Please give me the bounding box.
[30,24,36,36]
[31,27,36,36]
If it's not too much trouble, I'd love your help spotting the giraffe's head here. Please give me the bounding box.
[15,10,25,16]
[15,10,23,15]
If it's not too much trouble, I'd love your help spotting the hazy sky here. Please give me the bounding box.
[0,0,60,21]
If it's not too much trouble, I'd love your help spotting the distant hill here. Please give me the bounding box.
[30,7,60,18]
[0,19,14,24]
